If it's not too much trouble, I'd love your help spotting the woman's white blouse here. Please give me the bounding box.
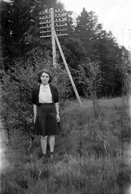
[39,84,53,103]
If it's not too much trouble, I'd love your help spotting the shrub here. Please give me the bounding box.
[1,56,72,144]
[77,60,102,98]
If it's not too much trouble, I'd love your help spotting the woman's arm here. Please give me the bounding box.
[55,102,59,115]
[33,104,37,123]
[55,102,60,122]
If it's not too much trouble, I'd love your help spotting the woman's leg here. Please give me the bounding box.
[41,136,48,154]
[49,135,55,153]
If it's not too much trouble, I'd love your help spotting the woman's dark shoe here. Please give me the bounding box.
[40,154,47,163]
[49,152,54,162]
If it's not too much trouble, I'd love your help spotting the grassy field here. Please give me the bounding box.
[1,97,131,194]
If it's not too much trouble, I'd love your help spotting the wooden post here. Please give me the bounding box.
[53,30,82,106]
[50,8,57,68]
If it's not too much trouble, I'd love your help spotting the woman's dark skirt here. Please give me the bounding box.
[34,103,59,136]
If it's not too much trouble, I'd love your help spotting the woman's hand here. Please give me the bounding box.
[56,113,60,123]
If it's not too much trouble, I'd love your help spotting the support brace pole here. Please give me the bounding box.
[53,30,82,106]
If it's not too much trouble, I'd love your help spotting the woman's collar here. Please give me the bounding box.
[40,83,49,87]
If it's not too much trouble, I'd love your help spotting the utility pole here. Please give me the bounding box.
[50,8,56,68]
[39,8,82,106]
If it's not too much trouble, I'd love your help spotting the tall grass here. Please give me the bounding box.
[2,97,131,194]
[59,97,130,157]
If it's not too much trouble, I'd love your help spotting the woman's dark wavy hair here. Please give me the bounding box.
[37,69,53,83]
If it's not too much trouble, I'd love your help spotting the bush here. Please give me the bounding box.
[77,60,102,98]
[1,56,72,143]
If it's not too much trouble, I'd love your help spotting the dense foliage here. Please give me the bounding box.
[0,0,131,97]
[1,55,72,138]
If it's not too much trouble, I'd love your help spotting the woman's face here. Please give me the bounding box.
[40,72,50,85]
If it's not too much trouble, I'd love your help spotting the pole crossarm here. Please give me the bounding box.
[39,8,68,38]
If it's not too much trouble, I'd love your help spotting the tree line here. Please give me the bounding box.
[0,0,130,97]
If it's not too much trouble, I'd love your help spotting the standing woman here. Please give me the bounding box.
[32,69,60,161]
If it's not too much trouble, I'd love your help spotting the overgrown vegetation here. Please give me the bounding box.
[1,92,131,193]
[0,0,131,97]
[0,45,131,194]
[1,58,71,140]
[0,0,131,193]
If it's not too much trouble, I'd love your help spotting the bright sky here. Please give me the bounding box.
[61,0,131,50]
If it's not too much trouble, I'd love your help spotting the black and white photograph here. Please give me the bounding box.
[0,0,131,193]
